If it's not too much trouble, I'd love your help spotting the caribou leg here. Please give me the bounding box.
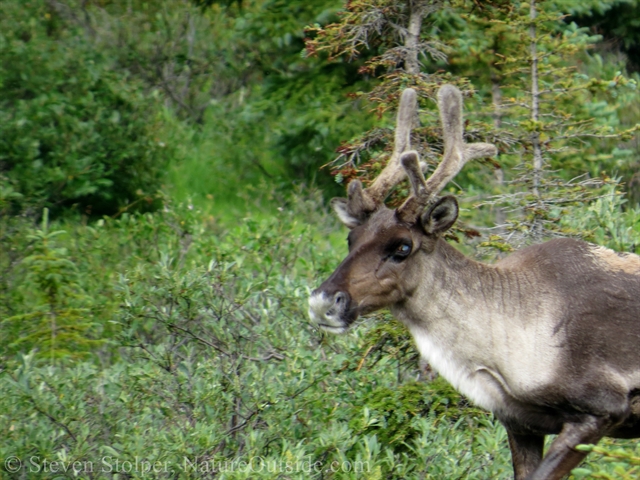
[526,415,613,480]
[506,429,544,480]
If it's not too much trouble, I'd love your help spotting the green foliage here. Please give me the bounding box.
[567,0,640,72]
[62,0,371,197]
[304,0,640,251]
[1,187,638,479]
[2,209,102,362]
[559,183,640,252]
[350,382,430,449]
[0,0,174,216]
[350,378,483,451]
[215,0,374,193]
[73,0,238,123]
[0,192,516,479]
[442,0,639,247]
[573,441,640,479]
[1,1,640,478]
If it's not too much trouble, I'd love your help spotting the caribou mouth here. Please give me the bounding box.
[316,323,350,334]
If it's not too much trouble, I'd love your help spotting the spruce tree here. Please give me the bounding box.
[307,0,639,250]
[452,0,639,248]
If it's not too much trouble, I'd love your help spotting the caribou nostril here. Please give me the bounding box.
[334,292,346,307]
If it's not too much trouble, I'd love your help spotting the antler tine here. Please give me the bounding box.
[345,88,418,218]
[397,85,497,222]
[365,88,417,202]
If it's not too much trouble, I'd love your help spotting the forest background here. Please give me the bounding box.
[1,0,640,478]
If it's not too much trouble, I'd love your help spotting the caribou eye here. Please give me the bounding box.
[391,242,412,261]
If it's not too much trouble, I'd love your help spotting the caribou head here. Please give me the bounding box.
[309,86,496,332]
[308,85,640,480]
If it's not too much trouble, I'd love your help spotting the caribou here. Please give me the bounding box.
[308,85,640,480]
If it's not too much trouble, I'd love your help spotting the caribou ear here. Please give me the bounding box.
[421,196,458,235]
[331,198,362,229]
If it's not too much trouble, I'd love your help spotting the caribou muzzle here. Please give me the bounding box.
[308,287,358,333]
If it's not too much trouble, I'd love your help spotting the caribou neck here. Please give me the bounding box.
[391,238,563,414]
[394,238,546,329]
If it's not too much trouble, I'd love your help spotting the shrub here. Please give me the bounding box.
[0,0,174,216]
[0,192,515,479]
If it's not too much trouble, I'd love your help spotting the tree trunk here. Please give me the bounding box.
[530,0,544,238]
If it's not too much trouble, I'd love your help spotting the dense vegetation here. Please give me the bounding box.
[1,0,640,478]
[0,1,174,217]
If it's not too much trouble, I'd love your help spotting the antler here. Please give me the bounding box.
[343,88,418,220]
[396,85,497,222]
